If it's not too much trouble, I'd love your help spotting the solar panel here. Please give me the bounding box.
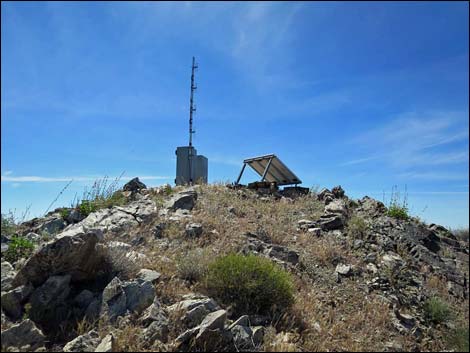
[236,154,302,186]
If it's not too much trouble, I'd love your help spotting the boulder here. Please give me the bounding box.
[308,228,322,236]
[153,223,166,238]
[183,305,211,328]
[24,232,41,242]
[122,279,155,314]
[1,320,45,351]
[335,264,353,277]
[62,199,157,236]
[185,223,203,237]
[1,261,16,291]
[35,217,66,235]
[1,283,34,319]
[95,334,115,352]
[66,209,85,224]
[101,277,127,321]
[331,185,345,198]
[142,316,170,343]
[265,245,299,266]
[73,290,95,309]
[194,328,233,351]
[168,294,220,314]
[13,228,104,287]
[63,330,100,352]
[317,188,334,204]
[137,269,161,284]
[358,196,387,217]
[123,177,147,192]
[228,315,250,329]
[325,199,348,216]
[318,214,345,230]
[231,324,253,350]
[198,309,227,332]
[165,190,197,211]
[29,275,71,327]
[251,326,265,346]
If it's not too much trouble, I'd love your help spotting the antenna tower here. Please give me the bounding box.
[189,56,198,147]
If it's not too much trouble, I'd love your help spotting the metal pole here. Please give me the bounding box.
[235,163,247,185]
[189,57,197,147]
[188,57,198,184]
[261,157,273,181]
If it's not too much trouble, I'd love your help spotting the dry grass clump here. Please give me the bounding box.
[288,285,402,352]
[175,248,213,283]
[193,184,323,247]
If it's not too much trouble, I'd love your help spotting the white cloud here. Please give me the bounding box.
[342,110,469,169]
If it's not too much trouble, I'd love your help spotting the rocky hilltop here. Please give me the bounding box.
[1,180,468,352]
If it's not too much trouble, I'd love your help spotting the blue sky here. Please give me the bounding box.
[1,1,469,228]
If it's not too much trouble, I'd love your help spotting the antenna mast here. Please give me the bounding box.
[189,56,198,147]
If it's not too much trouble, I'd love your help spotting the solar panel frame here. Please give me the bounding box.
[242,154,302,186]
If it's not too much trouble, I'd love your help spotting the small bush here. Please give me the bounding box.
[176,248,212,283]
[78,200,97,217]
[386,185,409,220]
[387,205,409,220]
[423,297,452,324]
[73,175,127,216]
[204,253,295,316]
[4,235,35,263]
[59,208,71,220]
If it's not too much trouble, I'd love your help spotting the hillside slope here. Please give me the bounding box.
[1,181,468,352]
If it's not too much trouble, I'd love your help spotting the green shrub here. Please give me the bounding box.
[78,200,97,217]
[59,208,71,220]
[386,185,409,220]
[72,175,127,216]
[423,297,452,324]
[204,253,295,316]
[4,236,35,263]
[387,205,409,220]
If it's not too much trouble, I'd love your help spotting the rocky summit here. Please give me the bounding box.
[1,182,468,352]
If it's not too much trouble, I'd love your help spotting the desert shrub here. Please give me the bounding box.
[423,297,452,324]
[386,185,409,220]
[78,200,97,217]
[4,235,35,263]
[73,175,127,216]
[59,208,71,220]
[176,248,212,283]
[347,215,368,239]
[204,253,294,316]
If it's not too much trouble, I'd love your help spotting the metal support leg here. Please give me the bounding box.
[261,157,273,182]
[235,163,246,185]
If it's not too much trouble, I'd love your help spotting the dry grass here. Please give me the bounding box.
[43,183,467,353]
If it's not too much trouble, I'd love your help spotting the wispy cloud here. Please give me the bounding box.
[397,171,469,181]
[342,110,469,170]
[1,175,171,183]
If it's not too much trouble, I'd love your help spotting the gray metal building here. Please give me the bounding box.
[175,146,208,185]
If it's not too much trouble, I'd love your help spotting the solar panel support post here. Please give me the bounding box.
[235,163,246,185]
[261,157,274,182]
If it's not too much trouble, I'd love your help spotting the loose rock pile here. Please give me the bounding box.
[1,182,468,352]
